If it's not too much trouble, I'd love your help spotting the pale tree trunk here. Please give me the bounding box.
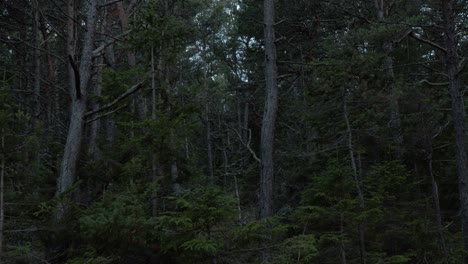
[343,98,366,264]
[441,0,468,261]
[374,0,404,159]
[55,0,98,222]
[260,0,278,220]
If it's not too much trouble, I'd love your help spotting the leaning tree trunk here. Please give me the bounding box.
[441,0,468,261]
[260,0,278,221]
[55,0,97,222]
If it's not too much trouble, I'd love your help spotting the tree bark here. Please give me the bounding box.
[441,0,468,261]
[32,0,41,128]
[116,1,147,120]
[375,0,404,159]
[0,130,5,262]
[55,0,97,222]
[344,98,367,264]
[427,149,448,263]
[260,0,278,221]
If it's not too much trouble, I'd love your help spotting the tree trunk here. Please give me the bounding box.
[375,0,404,159]
[427,149,448,262]
[340,212,347,264]
[0,130,5,261]
[32,1,41,128]
[151,45,159,216]
[344,99,367,264]
[55,0,97,222]
[441,0,468,261]
[260,0,278,220]
[201,35,215,184]
[104,6,117,145]
[88,57,103,160]
[116,1,147,120]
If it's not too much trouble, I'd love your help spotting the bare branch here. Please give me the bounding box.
[93,30,132,57]
[417,79,449,86]
[86,104,127,124]
[85,80,145,118]
[99,0,123,8]
[410,31,447,53]
[230,125,261,163]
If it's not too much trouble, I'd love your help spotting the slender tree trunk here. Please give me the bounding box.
[116,1,147,120]
[40,18,56,134]
[103,7,116,145]
[375,0,404,159]
[151,45,159,216]
[88,58,103,160]
[427,149,448,262]
[0,130,5,262]
[260,0,278,220]
[32,1,41,128]
[441,0,468,261]
[234,174,242,223]
[55,0,97,222]
[340,212,347,264]
[344,99,367,264]
[201,36,215,184]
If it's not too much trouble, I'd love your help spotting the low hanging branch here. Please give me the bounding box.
[84,80,145,119]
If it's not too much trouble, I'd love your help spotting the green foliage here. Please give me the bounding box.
[156,186,236,260]
[79,182,158,254]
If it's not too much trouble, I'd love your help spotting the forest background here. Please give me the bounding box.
[0,0,467,263]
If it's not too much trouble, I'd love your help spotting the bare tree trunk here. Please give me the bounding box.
[340,212,347,264]
[151,45,159,216]
[427,149,448,262]
[441,0,468,261]
[88,54,103,160]
[32,0,41,128]
[375,0,404,159]
[55,0,97,222]
[260,0,278,220]
[0,130,5,261]
[344,99,366,264]
[201,36,214,184]
[103,7,116,145]
[116,1,147,120]
[40,16,56,133]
